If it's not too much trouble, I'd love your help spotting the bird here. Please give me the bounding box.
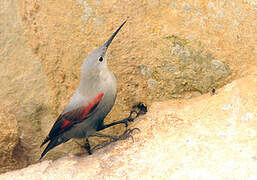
[40,20,140,159]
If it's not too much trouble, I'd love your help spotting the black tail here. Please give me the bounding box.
[40,136,70,160]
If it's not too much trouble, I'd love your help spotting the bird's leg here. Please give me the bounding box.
[91,128,140,152]
[75,138,92,155]
[88,133,120,140]
[87,103,146,153]
[84,138,92,155]
[97,102,147,131]
[98,110,138,130]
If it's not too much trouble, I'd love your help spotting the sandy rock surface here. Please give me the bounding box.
[0,0,256,174]
[1,72,257,179]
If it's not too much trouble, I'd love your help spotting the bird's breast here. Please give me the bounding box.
[100,71,117,98]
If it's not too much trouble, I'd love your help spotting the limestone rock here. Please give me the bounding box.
[0,104,19,173]
[18,0,256,115]
[1,72,257,179]
[1,0,257,174]
[0,0,51,173]
[17,0,257,164]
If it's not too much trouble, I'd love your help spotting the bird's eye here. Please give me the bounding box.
[98,56,103,62]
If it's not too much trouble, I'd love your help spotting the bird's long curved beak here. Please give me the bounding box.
[104,20,127,48]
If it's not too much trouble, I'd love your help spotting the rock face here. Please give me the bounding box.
[1,73,257,179]
[0,105,19,173]
[0,0,51,173]
[0,0,257,174]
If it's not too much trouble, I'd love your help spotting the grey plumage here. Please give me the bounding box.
[40,21,126,159]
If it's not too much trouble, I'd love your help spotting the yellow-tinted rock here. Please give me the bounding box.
[1,72,257,179]
[17,0,257,162]
[1,0,257,173]
[0,0,51,173]
[18,0,256,114]
[0,104,19,173]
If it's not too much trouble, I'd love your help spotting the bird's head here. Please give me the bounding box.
[82,21,126,78]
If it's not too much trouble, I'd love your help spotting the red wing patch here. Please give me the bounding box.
[49,93,104,137]
[81,93,104,120]
[61,120,72,129]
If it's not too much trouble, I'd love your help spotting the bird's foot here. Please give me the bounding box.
[132,102,148,117]
[115,128,140,141]
[128,102,147,123]
[117,102,148,127]
[84,138,92,155]
[97,102,147,131]
[91,128,140,152]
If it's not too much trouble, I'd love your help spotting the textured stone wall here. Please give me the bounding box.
[0,0,256,173]
[1,73,257,179]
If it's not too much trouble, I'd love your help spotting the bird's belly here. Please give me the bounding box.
[63,72,117,139]
[63,118,100,139]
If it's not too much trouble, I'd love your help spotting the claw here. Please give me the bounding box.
[120,128,140,142]
[124,103,146,127]
[91,128,141,152]
[129,110,138,120]
[129,128,141,133]
[133,102,147,116]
